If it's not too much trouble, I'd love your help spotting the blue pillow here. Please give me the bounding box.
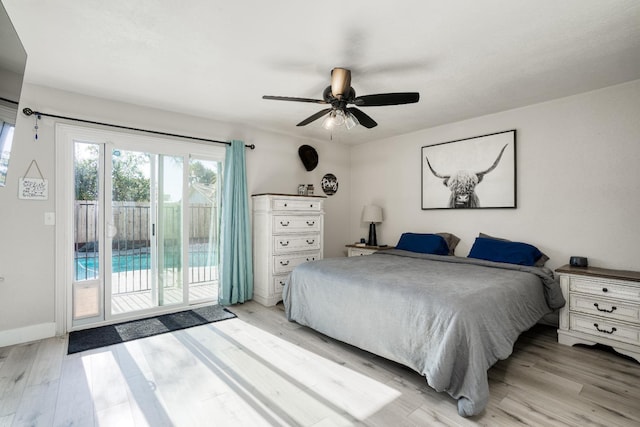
[468,237,543,266]
[395,233,450,255]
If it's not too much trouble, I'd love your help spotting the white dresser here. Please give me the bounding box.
[557,264,640,363]
[252,194,325,306]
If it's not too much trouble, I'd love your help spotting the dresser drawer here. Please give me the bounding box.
[569,313,640,346]
[272,198,322,212]
[348,247,378,257]
[273,234,320,254]
[569,294,640,324]
[273,252,321,274]
[569,276,640,303]
[273,215,321,233]
[273,274,290,292]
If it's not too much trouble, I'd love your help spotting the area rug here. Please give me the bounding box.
[67,305,236,354]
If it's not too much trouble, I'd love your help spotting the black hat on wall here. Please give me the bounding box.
[298,145,318,171]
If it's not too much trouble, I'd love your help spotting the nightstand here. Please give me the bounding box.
[345,244,394,257]
[556,264,640,363]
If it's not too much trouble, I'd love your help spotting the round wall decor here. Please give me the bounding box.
[321,173,338,195]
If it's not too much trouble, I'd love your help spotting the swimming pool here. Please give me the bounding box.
[75,251,216,280]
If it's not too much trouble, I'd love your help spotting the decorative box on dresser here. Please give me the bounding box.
[556,264,640,363]
[252,194,325,306]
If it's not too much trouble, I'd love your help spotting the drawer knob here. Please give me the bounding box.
[280,241,290,246]
[280,221,290,227]
[306,239,315,244]
[284,203,288,207]
[593,303,617,313]
[593,323,617,334]
[310,204,313,207]
[279,281,286,286]
[279,260,290,266]
[602,287,608,293]
[306,221,315,226]
[306,257,315,262]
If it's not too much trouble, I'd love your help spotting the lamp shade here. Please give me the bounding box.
[362,205,383,223]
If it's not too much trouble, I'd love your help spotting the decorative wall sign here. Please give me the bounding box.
[321,173,338,195]
[421,130,516,209]
[18,159,49,200]
[19,177,48,200]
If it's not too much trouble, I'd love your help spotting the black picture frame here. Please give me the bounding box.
[421,129,516,210]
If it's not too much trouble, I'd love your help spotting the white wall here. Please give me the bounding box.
[0,83,350,342]
[2,78,638,344]
[349,79,640,272]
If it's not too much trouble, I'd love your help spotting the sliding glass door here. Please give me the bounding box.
[68,129,223,328]
[107,149,185,315]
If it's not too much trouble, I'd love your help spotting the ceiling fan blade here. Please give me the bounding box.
[353,92,420,106]
[263,95,328,104]
[347,108,377,128]
[297,108,333,126]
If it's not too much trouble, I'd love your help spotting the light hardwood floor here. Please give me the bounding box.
[1,301,639,426]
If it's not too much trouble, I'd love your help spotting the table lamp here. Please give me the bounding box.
[362,205,383,246]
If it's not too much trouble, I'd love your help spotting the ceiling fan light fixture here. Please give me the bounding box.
[322,110,346,130]
[345,110,359,130]
[263,66,419,130]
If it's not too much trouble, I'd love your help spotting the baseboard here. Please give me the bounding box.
[0,322,57,348]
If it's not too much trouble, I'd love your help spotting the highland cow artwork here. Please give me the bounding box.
[421,130,516,210]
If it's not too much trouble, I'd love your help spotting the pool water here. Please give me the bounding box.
[75,252,216,280]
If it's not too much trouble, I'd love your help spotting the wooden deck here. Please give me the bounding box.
[111,283,218,315]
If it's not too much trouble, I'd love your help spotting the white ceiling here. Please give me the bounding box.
[4,0,640,144]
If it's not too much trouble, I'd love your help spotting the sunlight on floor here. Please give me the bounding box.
[71,318,402,426]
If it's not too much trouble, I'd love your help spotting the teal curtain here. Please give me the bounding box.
[219,140,253,305]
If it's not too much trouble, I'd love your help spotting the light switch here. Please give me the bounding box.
[44,212,56,225]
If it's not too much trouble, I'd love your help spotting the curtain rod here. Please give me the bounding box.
[1,96,19,105]
[22,107,255,150]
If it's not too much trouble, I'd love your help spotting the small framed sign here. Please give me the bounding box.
[19,177,48,200]
[18,159,49,200]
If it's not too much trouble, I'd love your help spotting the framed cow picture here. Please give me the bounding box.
[421,130,516,210]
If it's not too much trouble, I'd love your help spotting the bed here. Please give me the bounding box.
[283,246,565,417]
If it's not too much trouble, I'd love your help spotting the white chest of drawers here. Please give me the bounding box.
[252,194,325,306]
[557,264,640,363]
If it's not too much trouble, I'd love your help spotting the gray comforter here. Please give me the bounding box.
[283,249,565,417]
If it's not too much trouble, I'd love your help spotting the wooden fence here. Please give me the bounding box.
[75,201,217,245]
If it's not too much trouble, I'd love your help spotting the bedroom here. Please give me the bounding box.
[1,1,639,425]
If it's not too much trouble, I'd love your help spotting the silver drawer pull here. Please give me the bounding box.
[279,241,290,246]
[593,323,616,334]
[279,260,290,266]
[306,239,315,245]
[280,221,290,227]
[593,303,617,313]
[306,221,315,226]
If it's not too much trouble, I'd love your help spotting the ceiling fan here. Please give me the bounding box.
[262,67,419,129]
